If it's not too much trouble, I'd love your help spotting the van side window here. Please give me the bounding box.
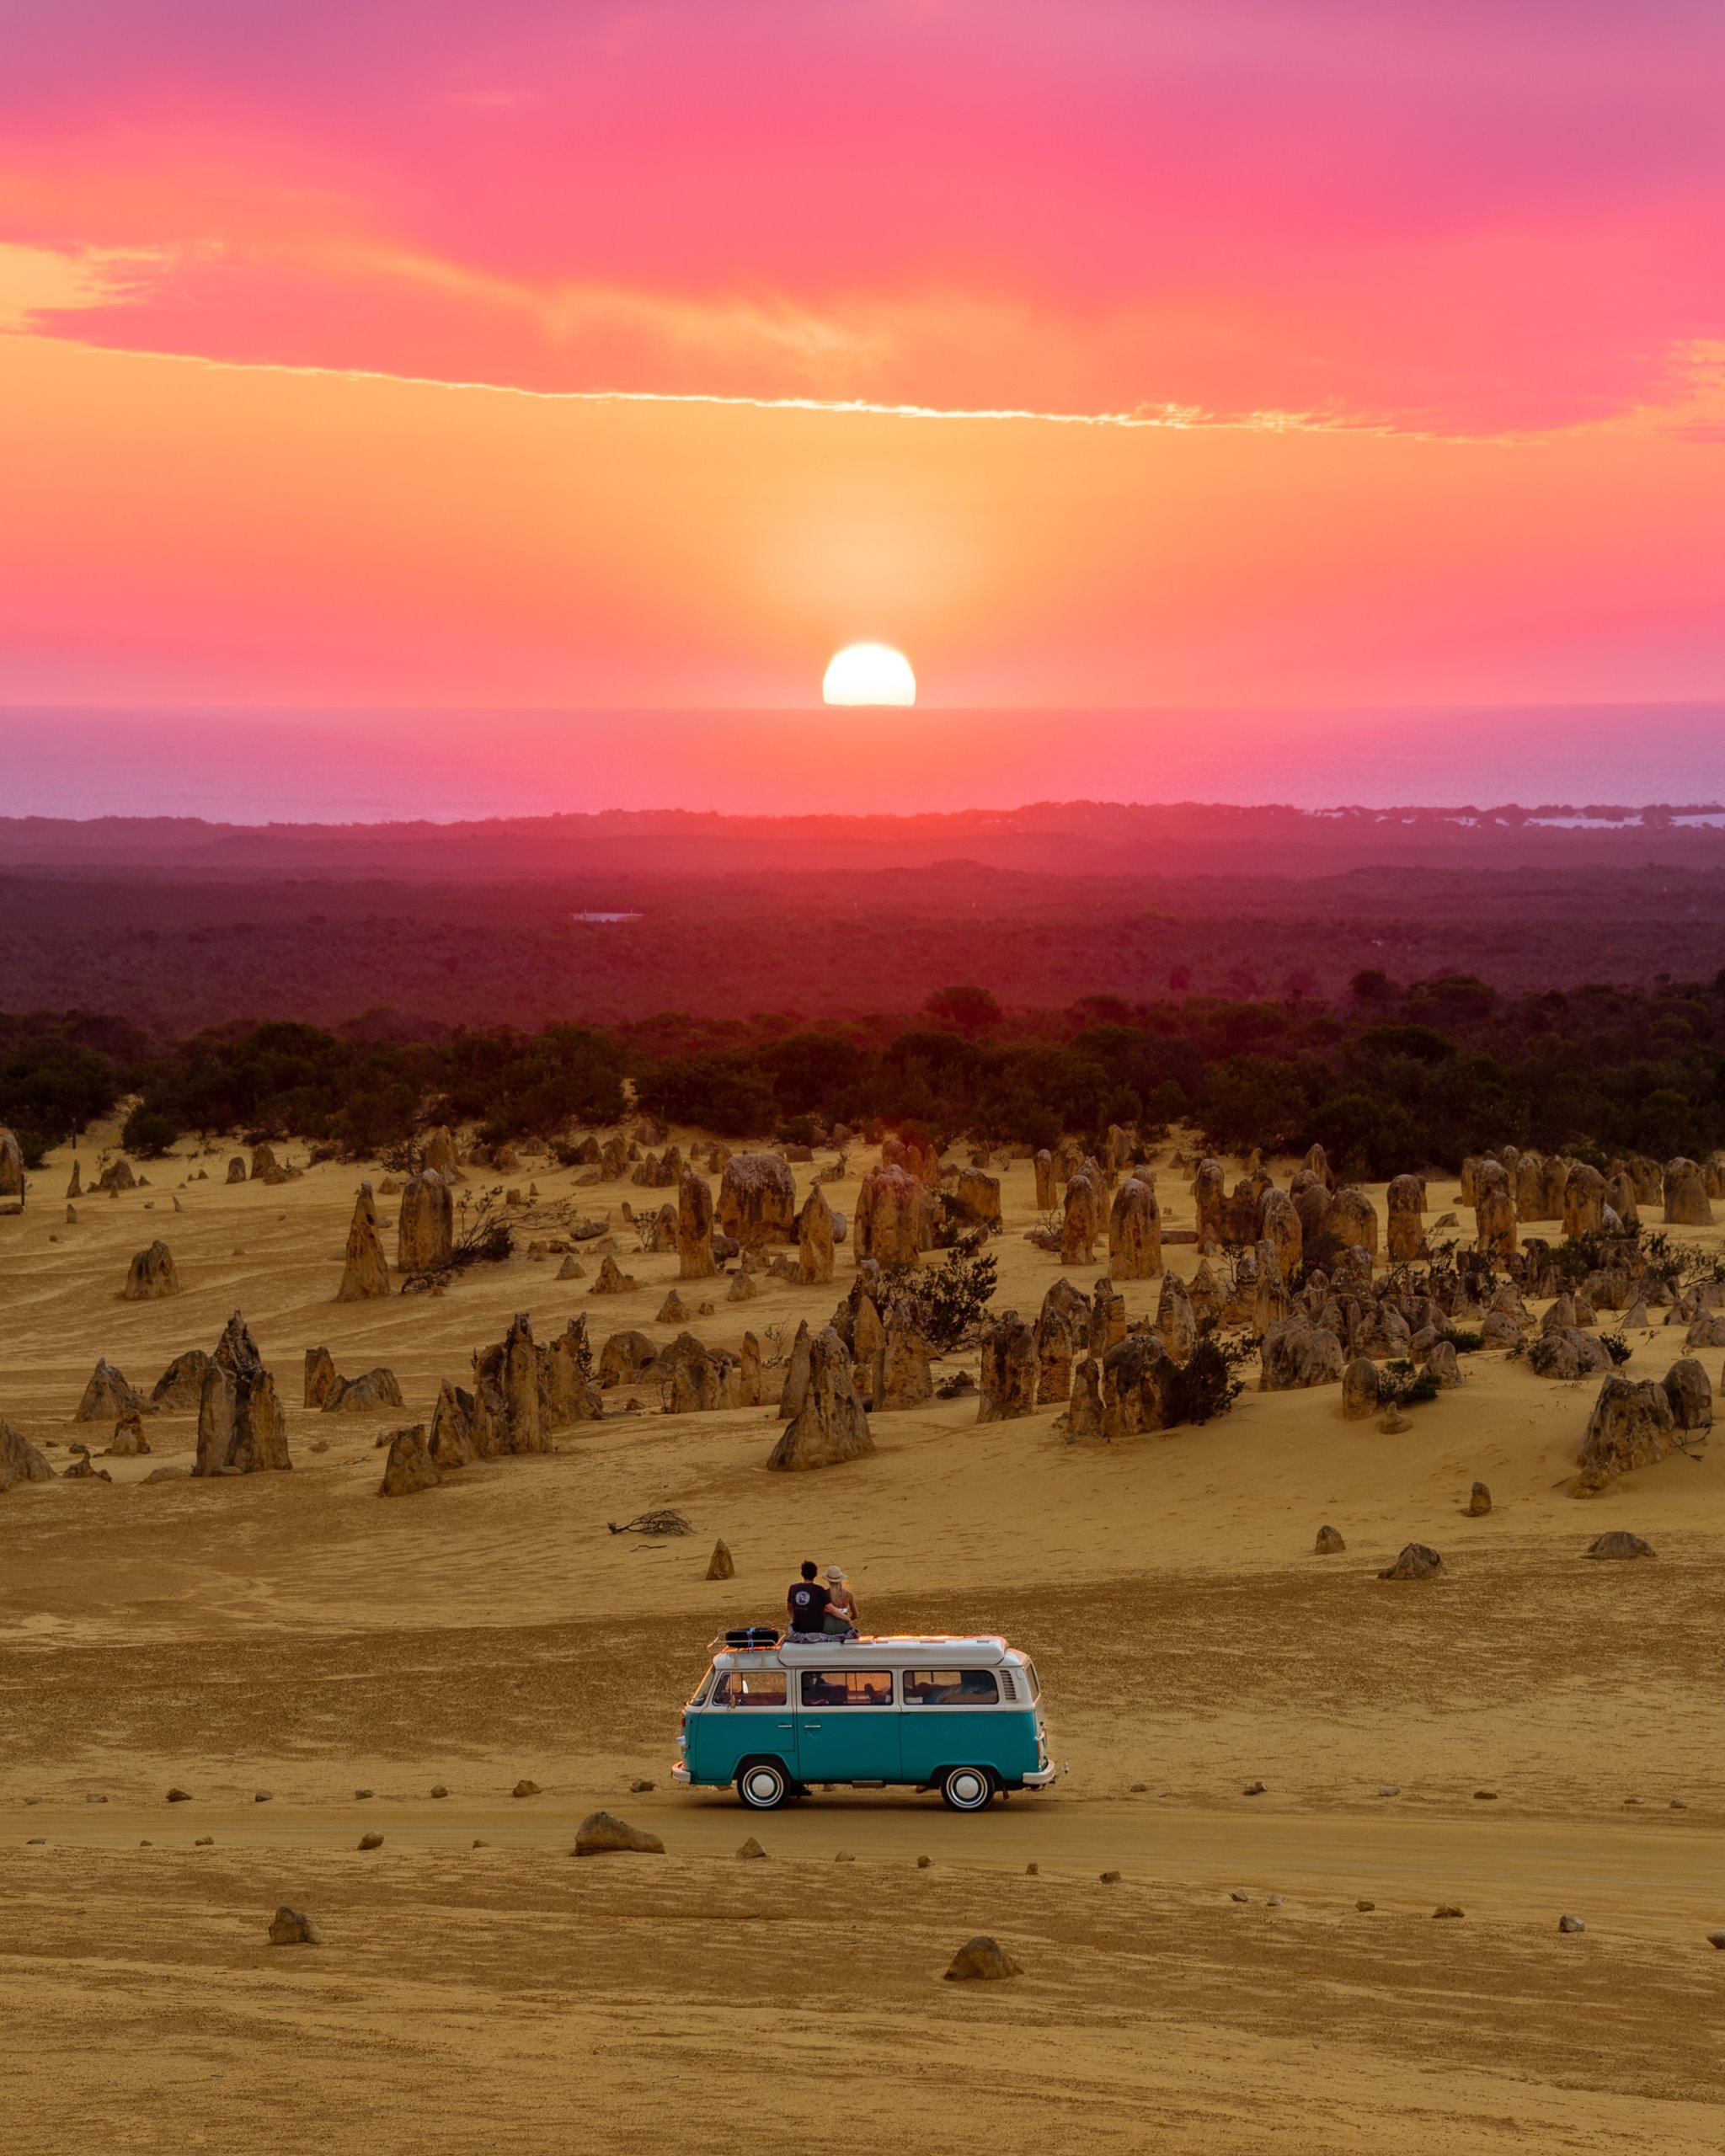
[710,1669,788,1708]
[904,1669,1000,1705]
[799,1670,893,1708]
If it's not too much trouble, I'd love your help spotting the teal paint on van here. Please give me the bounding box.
[675,1635,1063,1810]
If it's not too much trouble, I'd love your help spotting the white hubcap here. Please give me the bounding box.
[746,1770,779,1801]
[952,1772,985,1804]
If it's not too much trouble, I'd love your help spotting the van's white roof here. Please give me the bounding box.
[715,1634,1020,1667]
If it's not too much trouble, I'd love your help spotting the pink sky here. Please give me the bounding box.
[2,2,1722,788]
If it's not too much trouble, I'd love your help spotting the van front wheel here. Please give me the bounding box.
[736,1759,792,1810]
[939,1765,996,1812]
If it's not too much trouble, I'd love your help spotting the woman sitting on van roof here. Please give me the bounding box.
[785,1560,860,1641]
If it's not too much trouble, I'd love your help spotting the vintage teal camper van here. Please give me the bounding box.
[671,1632,1062,1810]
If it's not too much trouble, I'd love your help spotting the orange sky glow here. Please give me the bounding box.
[2,3,1722,803]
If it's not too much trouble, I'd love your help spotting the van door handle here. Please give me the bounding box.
[777,1720,793,1729]
[803,1721,821,1730]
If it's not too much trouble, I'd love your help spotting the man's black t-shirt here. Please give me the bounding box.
[787,1580,830,1633]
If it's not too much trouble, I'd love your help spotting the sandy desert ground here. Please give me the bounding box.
[3,1132,1722,2154]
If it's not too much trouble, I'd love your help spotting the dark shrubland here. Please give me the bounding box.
[6,970,1725,1173]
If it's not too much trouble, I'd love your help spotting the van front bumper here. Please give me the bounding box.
[1021,1763,1066,1787]
[671,1764,692,1786]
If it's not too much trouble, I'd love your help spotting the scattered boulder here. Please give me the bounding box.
[1061,1171,1103,1266]
[590,1255,637,1294]
[1563,1161,1606,1241]
[658,1331,742,1413]
[706,1539,734,1581]
[1314,1524,1346,1554]
[195,1312,291,1476]
[798,1182,836,1283]
[1586,1530,1656,1559]
[1663,1156,1714,1228]
[0,1422,55,1492]
[1259,1318,1344,1391]
[574,1810,665,1855]
[952,1166,1002,1230]
[853,1163,927,1267]
[303,1345,339,1409]
[0,1124,24,1202]
[1426,1339,1463,1389]
[1529,1327,1613,1380]
[1663,1358,1712,1432]
[1341,1357,1382,1420]
[267,1907,323,1946]
[250,1142,292,1187]
[397,1169,454,1274]
[420,1125,466,1184]
[123,1240,179,1300]
[977,1314,1039,1422]
[1466,1481,1492,1515]
[1578,1374,1677,1481]
[1386,1174,1428,1263]
[656,1289,690,1325]
[943,1936,1023,1982]
[1097,1331,1173,1439]
[1155,1272,1197,1360]
[718,1153,797,1251]
[379,1424,440,1497]
[766,1327,874,1470]
[598,1330,657,1388]
[1327,1187,1380,1259]
[337,1182,391,1300]
[106,1412,151,1458]
[1379,1543,1445,1581]
[323,1367,406,1413]
[1107,1176,1162,1280]
[75,1358,151,1422]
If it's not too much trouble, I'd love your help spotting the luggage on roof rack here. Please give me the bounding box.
[718,1626,781,1650]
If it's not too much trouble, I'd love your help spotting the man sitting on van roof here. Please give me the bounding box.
[786,1560,833,1641]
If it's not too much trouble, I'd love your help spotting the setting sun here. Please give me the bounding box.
[821,642,916,706]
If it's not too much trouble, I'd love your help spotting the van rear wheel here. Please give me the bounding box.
[939,1765,996,1812]
[736,1760,792,1810]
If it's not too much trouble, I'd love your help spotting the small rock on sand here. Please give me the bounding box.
[1314,1524,1346,1555]
[943,1935,1023,1982]
[1587,1531,1656,1560]
[1379,1784,1402,1797]
[1558,1913,1586,1933]
[1433,1905,1465,1919]
[254,1791,272,1803]
[358,1833,383,1849]
[1379,1543,1445,1581]
[167,1787,192,1803]
[512,1779,542,1798]
[629,1779,655,1794]
[194,1835,214,1846]
[1356,1900,1375,1912]
[268,1907,322,1945]
[835,1850,855,1863]
[917,1854,932,1869]
[430,1785,449,1799]
[1099,1870,1121,1883]
[574,1811,665,1855]
[1707,1931,1725,1950]
[1242,1780,1267,1796]
[738,1837,768,1860]
[1474,1790,1498,1801]
[1025,1862,1039,1876]
[1231,1888,1250,1903]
